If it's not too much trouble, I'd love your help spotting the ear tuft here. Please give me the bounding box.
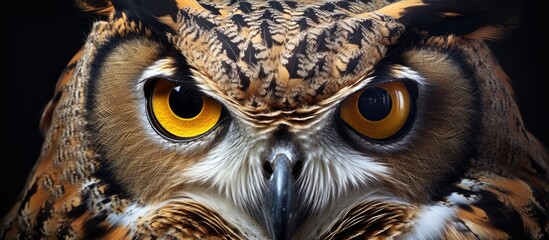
[74,0,114,15]
[378,0,522,40]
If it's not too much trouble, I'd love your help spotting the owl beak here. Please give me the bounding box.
[266,154,297,240]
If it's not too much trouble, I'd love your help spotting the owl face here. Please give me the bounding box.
[2,0,547,239]
[85,2,475,234]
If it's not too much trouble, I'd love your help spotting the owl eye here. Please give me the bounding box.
[340,81,412,140]
[147,79,223,139]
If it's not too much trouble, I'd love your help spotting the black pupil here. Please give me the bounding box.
[357,87,392,121]
[168,86,203,118]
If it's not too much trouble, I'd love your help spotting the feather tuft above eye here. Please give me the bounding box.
[377,0,522,40]
[75,0,209,37]
[74,0,114,15]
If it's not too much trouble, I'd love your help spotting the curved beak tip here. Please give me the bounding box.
[266,154,297,240]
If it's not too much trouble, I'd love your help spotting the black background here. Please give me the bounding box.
[1,1,547,217]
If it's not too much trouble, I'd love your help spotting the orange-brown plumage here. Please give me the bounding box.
[2,0,547,239]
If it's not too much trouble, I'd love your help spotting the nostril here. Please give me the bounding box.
[292,160,303,177]
[263,160,273,175]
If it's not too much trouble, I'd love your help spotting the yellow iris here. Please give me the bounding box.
[340,82,411,140]
[150,80,222,138]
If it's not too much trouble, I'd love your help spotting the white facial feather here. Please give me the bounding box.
[180,112,391,219]
[397,204,455,240]
[182,122,269,210]
[297,126,391,214]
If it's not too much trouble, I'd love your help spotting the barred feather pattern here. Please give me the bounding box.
[1,0,547,239]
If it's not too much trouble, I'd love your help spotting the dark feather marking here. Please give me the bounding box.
[268,79,278,93]
[436,184,478,202]
[332,13,348,21]
[56,223,74,238]
[458,202,473,212]
[285,1,298,9]
[67,193,89,219]
[268,1,284,12]
[19,181,38,213]
[111,0,177,18]
[201,3,221,15]
[261,9,274,21]
[303,8,319,24]
[238,69,251,91]
[349,19,373,47]
[473,190,526,238]
[319,3,336,12]
[111,0,180,35]
[259,66,269,82]
[341,53,362,76]
[284,37,308,79]
[315,30,329,52]
[215,30,240,62]
[180,11,216,30]
[305,58,326,81]
[84,211,108,238]
[238,1,253,13]
[297,18,308,31]
[231,14,248,31]
[34,201,54,237]
[166,46,195,83]
[335,1,350,10]
[243,41,258,66]
[315,82,327,95]
[399,0,521,36]
[359,19,374,31]
[260,21,274,48]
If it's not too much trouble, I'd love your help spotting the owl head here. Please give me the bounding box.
[2,0,547,239]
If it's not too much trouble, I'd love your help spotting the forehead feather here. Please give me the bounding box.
[170,1,403,111]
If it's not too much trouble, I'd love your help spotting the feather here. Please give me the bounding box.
[378,0,521,39]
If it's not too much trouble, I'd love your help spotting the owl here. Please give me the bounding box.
[1,0,548,239]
